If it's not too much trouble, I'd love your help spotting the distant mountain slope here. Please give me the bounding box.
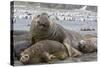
[14,1,97,12]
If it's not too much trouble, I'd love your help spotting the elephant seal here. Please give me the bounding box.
[30,13,82,57]
[20,40,68,64]
[78,37,97,53]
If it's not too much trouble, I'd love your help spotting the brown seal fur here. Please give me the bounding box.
[79,37,97,53]
[30,13,82,57]
[20,40,68,64]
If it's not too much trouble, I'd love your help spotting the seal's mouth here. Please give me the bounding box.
[37,21,49,31]
[40,24,47,29]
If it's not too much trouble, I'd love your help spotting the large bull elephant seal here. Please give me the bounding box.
[30,13,82,57]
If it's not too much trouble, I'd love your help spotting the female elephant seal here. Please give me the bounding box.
[20,40,68,64]
[30,13,82,57]
[79,37,97,53]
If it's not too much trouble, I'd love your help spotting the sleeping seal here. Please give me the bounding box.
[20,40,68,64]
[30,13,82,57]
[79,37,97,53]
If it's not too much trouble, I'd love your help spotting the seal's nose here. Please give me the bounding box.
[37,21,46,27]
[37,21,40,24]
[20,54,29,63]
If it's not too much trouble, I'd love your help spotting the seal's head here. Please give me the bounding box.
[78,40,88,52]
[33,13,50,31]
[78,40,96,53]
[20,49,34,64]
[20,53,30,64]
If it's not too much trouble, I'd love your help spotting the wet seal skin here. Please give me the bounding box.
[30,13,82,57]
[20,40,68,64]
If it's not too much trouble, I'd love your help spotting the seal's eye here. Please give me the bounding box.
[37,21,40,24]
[24,55,29,58]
